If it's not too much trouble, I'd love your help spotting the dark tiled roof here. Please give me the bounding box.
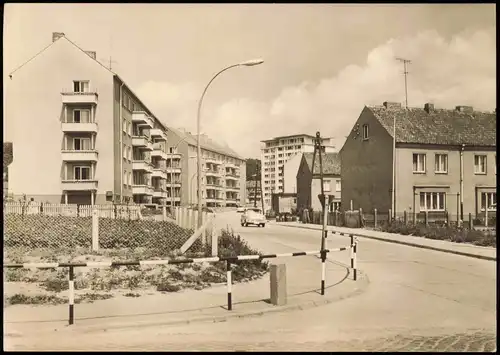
[368,106,496,146]
[3,143,13,169]
[303,152,340,175]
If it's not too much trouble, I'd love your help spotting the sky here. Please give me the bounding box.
[3,4,496,158]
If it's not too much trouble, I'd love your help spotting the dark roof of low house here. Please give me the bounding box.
[368,105,496,146]
[3,143,13,169]
[302,152,340,175]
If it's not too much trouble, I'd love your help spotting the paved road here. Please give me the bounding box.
[5,212,496,351]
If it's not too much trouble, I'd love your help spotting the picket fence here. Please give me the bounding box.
[3,202,142,219]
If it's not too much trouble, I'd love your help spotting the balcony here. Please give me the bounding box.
[226,185,240,191]
[132,160,154,173]
[132,111,154,128]
[167,153,182,160]
[166,166,181,174]
[150,128,167,141]
[206,158,222,165]
[166,180,182,187]
[205,169,221,177]
[61,91,98,105]
[62,122,98,133]
[62,179,98,191]
[132,185,154,195]
[206,182,223,190]
[151,144,169,160]
[151,168,168,180]
[153,189,168,199]
[225,162,237,168]
[132,136,153,151]
[225,173,240,180]
[61,150,98,162]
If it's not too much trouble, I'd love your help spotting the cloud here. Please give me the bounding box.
[136,27,496,159]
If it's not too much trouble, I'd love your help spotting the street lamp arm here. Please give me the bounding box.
[197,64,241,121]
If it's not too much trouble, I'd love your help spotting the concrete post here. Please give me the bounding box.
[211,215,218,257]
[424,211,429,226]
[270,263,287,306]
[350,200,353,211]
[388,209,392,224]
[200,212,206,245]
[468,213,473,230]
[485,208,488,228]
[374,208,377,228]
[403,210,407,224]
[359,207,363,227]
[92,208,99,251]
[162,205,167,221]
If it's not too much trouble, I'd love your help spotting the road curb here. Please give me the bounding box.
[62,271,370,334]
[276,223,496,262]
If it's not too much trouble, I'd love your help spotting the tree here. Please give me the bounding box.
[246,158,261,181]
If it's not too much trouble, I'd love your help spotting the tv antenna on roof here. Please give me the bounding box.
[395,57,411,109]
[100,34,117,71]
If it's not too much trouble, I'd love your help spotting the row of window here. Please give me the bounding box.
[419,191,496,212]
[412,153,494,174]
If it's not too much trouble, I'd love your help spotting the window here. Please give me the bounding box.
[74,138,91,150]
[474,155,487,174]
[123,119,127,133]
[128,147,132,161]
[323,180,331,192]
[362,124,369,140]
[413,153,426,173]
[480,192,496,211]
[332,202,341,212]
[419,192,446,211]
[128,172,132,186]
[74,166,91,180]
[73,109,90,123]
[335,180,341,192]
[434,154,448,173]
[73,81,89,93]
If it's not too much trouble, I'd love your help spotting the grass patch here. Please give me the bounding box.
[124,292,141,298]
[7,294,67,306]
[376,221,496,247]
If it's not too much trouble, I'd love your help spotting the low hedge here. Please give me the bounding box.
[377,221,496,247]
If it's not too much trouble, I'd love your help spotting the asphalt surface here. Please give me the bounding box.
[5,212,497,351]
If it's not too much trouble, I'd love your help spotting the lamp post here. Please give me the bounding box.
[196,58,264,227]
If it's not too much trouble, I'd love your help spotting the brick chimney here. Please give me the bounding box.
[52,32,65,42]
[424,103,434,113]
[455,106,473,113]
[383,101,402,109]
[85,51,96,59]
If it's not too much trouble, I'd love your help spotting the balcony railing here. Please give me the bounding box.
[151,143,169,160]
[61,150,98,162]
[132,184,154,195]
[153,189,168,198]
[150,128,167,141]
[205,169,221,176]
[132,111,154,128]
[132,160,154,172]
[151,168,168,180]
[132,136,153,151]
[61,179,98,191]
[61,91,98,105]
[225,173,240,179]
[61,122,98,133]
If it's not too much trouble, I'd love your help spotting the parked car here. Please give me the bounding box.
[236,207,246,213]
[241,209,266,227]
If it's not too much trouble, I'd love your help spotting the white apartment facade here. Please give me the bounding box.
[260,134,335,211]
[166,128,247,207]
[4,32,174,206]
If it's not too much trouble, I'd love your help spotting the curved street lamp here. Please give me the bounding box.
[196,59,264,227]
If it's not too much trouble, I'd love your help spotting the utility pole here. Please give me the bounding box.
[392,57,412,220]
[396,57,411,109]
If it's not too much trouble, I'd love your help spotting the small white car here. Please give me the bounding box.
[236,207,246,213]
[241,209,266,227]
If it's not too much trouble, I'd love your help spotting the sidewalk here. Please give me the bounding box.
[275,222,496,261]
[4,253,369,337]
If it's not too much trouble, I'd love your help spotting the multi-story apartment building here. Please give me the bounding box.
[260,134,335,211]
[4,32,172,206]
[245,179,262,206]
[166,127,246,207]
[341,101,496,219]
